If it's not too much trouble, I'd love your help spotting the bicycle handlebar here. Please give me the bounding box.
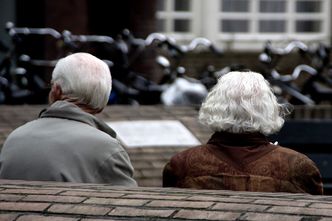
[62,30,114,44]
[265,40,308,55]
[271,64,317,82]
[186,37,223,55]
[19,54,58,67]
[145,33,169,45]
[6,22,61,39]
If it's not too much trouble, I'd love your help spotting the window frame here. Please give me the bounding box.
[155,0,331,51]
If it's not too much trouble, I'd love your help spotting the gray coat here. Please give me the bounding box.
[0,101,137,186]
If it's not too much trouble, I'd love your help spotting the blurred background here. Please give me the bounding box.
[0,0,331,106]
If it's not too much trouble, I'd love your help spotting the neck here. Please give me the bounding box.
[51,97,102,115]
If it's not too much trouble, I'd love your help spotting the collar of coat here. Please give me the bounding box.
[208,131,270,147]
[206,131,277,167]
[38,100,117,138]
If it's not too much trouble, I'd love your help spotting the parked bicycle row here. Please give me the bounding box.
[1,21,332,106]
[0,22,224,105]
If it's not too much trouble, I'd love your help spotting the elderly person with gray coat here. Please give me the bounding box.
[0,52,137,186]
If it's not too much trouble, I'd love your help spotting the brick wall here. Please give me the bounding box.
[0,179,332,220]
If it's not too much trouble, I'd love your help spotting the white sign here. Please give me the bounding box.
[107,120,201,148]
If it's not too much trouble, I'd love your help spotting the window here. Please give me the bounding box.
[296,0,322,12]
[155,0,331,50]
[259,20,286,33]
[259,0,286,13]
[221,20,249,33]
[156,0,196,39]
[221,0,249,12]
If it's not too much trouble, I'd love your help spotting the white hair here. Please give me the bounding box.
[199,71,289,135]
[52,52,112,110]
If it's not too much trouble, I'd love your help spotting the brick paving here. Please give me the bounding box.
[0,179,332,220]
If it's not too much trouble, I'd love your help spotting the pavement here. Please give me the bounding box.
[1,104,332,220]
[1,179,332,221]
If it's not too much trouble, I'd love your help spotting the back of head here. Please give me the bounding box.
[51,53,112,110]
[199,71,288,135]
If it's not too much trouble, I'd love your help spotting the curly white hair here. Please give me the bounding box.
[198,71,289,135]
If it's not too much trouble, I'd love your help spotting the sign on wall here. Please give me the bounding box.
[107,120,201,148]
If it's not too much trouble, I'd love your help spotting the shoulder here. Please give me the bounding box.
[274,146,313,161]
[274,146,319,171]
[166,145,211,172]
[170,145,208,161]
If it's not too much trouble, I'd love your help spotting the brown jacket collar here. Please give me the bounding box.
[206,131,277,168]
[208,131,270,147]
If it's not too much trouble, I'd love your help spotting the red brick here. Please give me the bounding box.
[23,195,86,203]
[1,188,61,195]
[254,199,308,207]
[81,219,118,221]
[268,206,332,216]
[188,195,254,203]
[0,214,19,221]
[125,194,186,200]
[17,215,78,221]
[212,202,268,212]
[0,193,25,201]
[140,169,163,178]
[0,202,49,212]
[109,206,174,218]
[309,203,332,209]
[174,209,241,220]
[241,212,302,221]
[48,204,111,215]
[84,197,148,206]
[136,178,162,187]
[148,200,213,209]
[61,191,123,198]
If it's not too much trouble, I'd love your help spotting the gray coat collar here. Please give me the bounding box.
[39,100,117,138]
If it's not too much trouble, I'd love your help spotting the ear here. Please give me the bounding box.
[48,83,63,104]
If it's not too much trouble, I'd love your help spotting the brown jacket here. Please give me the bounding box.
[163,131,323,195]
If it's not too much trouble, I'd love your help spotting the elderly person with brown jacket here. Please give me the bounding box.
[163,71,323,195]
[0,53,137,186]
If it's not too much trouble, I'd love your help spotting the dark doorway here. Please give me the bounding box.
[87,0,130,37]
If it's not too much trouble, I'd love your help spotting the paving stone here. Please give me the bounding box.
[174,209,241,220]
[83,197,148,206]
[0,214,19,221]
[211,202,268,212]
[48,204,111,216]
[147,200,214,208]
[23,195,86,203]
[0,180,331,220]
[253,199,309,207]
[267,206,332,217]
[60,191,124,198]
[240,212,302,221]
[17,215,79,221]
[108,206,174,218]
[309,203,332,209]
[0,202,50,212]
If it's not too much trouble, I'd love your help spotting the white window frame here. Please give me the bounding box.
[155,0,331,51]
[156,0,201,41]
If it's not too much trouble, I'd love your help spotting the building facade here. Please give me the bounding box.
[156,0,331,51]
